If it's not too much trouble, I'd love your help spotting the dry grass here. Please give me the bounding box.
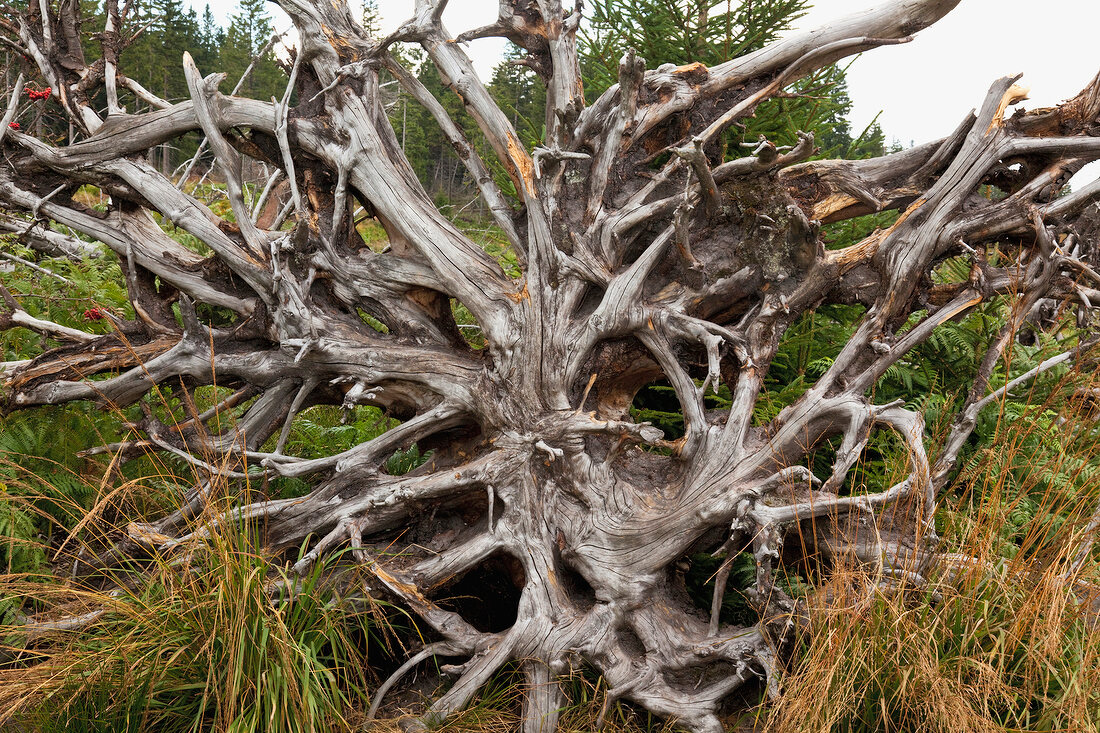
[764,363,1100,733]
[3,337,1100,733]
[765,557,1100,733]
[362,668,688,733]
[0,489,386,733]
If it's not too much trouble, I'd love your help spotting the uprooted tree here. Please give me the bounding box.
[3,0,1100,730]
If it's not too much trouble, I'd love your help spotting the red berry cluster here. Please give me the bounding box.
[26,86,52,101]
[8,122,19,130]
[83,307,106,321]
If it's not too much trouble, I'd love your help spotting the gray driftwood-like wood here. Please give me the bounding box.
[3,1,1100,730]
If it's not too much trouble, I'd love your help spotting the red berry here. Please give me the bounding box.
[83,307,105,320]
[8,122,19,129]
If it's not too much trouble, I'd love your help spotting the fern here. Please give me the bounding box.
[0,484,46,572]
[0,408,118,573]
[385,444,430,476]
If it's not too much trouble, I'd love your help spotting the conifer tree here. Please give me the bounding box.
[219,0,283,101]
[580,0,877,158]
[581,0,807,98]
[198,4,226,70]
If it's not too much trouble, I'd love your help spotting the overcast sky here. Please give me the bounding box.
[797,1,1100,147]
[195,0,1099,148]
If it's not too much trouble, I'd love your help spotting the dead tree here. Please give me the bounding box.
[3,0,1100,730]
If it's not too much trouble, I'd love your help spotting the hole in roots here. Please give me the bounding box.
[681,551,760,627]
[662,659,743,693]
[557,562,596,612]
[356,307,390,334]
[631,378,685,441]
[435,552,525,633]
[616,626,645,658]
[450,298,485,349]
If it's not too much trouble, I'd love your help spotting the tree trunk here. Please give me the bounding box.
[2,1,1100,731]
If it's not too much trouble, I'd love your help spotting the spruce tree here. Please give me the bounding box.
[219,0,283,101]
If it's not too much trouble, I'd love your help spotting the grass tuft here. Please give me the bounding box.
[1,508,386,733]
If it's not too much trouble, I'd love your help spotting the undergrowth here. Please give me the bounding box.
[3,193,1100,732]
[763,357,1100,733]
[1,509,389,733]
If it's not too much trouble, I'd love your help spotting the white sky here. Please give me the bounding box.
[795,1,1100,148]
[193,0,1099,149]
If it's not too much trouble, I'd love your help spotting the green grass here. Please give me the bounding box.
[2,515,388,733]
[4,180,1100,733]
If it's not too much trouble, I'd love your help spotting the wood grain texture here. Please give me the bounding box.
[2,1,1100,730]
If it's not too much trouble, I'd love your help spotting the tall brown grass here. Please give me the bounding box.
[2,340,1100,733]
[765,362,1100,733]
[0,467,387,733]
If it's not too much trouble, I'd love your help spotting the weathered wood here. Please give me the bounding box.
[2,1,1100,731]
